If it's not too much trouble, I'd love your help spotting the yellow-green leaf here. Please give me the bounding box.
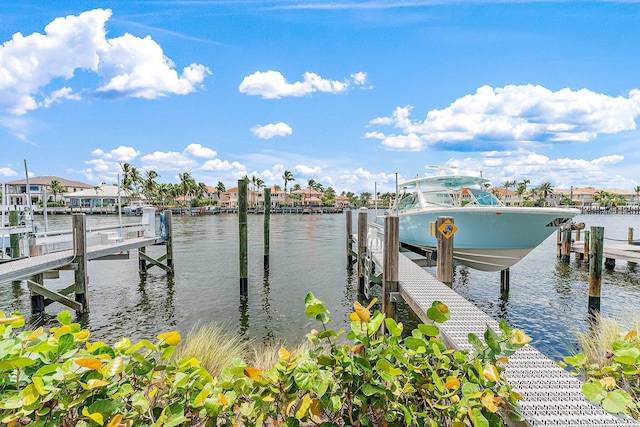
[26,326,43,342]
[32,376,46,395]
[295,394,311,420]
[481,391,498,412]
[75,358,102,370]
[82,406,104,426]
[511,329,532,346]
[86,379,110,389]
[21,384,39,406]
[194,387,211,407]
[106,414,123,427]
[354,301,370,322]
[483,364,500,382]
[157,331,181,346]
[279,347,291,361]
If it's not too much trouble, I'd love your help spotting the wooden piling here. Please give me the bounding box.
[629,227,634,245]
[584,230,590,264]
[30,273,45,314]
[436,216,454,284]
[72,213,89,314]
[382,215,399,325]
[357,208,368,295]
[164,210,174,271]
[9,211,19,258]
[264,188,271,271]
[138,246,147,274]
[500,268,510,294]
[561,229,572,263]
[238,178,248,300]
[556,229,562,259]
[588,226,604,317]
[346,210,353,269]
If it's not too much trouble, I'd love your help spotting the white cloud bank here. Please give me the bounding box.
[251,122,293,139]
[0,9,210,115]
[367,85,640,151]
[239,70,367,99]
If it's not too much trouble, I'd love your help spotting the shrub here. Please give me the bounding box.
[0,294,530,426]
[563,315,640,419]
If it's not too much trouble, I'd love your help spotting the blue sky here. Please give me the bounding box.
[1,1,639,194]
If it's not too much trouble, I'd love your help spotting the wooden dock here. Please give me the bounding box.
[0,209,174,315]
[349,212,638,426]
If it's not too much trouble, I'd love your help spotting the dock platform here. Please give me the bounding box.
[0,236,164,284]
[361,233,638,427]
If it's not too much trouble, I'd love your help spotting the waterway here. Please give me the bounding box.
[1,212,639,362]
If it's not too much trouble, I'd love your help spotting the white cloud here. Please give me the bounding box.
[351,72,368,85]
[0,167,18,177]
[239,70,350,99]
[294,164,323,175]
[251,122,293,139]
[96,33,211,99]
[100,146,140,162]
[183,143,217,158]
[140,151,198,171]
[200,159,238,171]
[0,8,210,115]
[368,85,640,151]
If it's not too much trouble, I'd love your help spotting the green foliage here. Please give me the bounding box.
[0,294,530,426]
[563,326,640,419]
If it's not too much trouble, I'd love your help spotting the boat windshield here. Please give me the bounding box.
[466,189,502,206]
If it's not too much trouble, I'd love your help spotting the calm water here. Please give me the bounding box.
[2,212,639,362]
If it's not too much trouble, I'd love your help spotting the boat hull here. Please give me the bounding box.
[390,206,577,271]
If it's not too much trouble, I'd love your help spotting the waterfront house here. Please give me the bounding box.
[291,188,322,206]
[63,184,134,209]
[3,176,92,209]
[490,188,520,206]
[257,186,288,208]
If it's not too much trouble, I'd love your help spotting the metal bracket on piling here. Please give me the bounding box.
[390,292,403,303]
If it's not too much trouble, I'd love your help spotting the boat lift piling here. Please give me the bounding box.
[264,188,271,271]
[345,210,353,269]
[382,215,399,328]
[238,178,249,301]
[435,216,454,285]
[357,207,368,294]
[588,226,605,318]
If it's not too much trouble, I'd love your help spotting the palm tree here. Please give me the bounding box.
[282,170,295,193]
[537,182,554,207]
[142,170,159,202]
[635,185,640,208]
[48,180,67,204]
[179,172,196,206]
[215,181,226,200]
[291,183,301,192]
[516,179,530,205]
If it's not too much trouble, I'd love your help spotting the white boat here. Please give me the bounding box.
[123,201,153,215]
[376,170,578,271]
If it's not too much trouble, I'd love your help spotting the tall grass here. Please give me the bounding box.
[173,322,316,376]
[172,322,250,377]
[573,313,640,368]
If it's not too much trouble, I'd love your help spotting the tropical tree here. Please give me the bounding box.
[142,170,159,201]
[179,172,196,206]
[291,183,301,192]
[215,181,226,199]
[359,191,372,207]
[120,163,142,196]
[282,170,295,193]
[380,192,395,207]
[322,186,337,206]
[635,185,640,207]
[516,179,530,204]
[48,180,67,204]
[537,182,554,207]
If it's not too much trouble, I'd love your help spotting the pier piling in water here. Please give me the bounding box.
[382,215,399,327]
[9,211,19,258]
[357,208,368,295]
[436,216,454,284]
[500,268,510,294]
[588,226,604,317]
[73,213,89,314]
[346,210,353,269]
[561,229,572,263]
[629,227,634,245]
[238,179,248,300]
[264,188,270,271]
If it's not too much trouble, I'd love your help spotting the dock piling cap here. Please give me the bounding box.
[359,207,368,211]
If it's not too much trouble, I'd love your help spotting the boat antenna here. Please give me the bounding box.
[425,165,458,176]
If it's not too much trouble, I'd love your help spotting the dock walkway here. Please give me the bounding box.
[0,236,163,284]
[363,233,638,427]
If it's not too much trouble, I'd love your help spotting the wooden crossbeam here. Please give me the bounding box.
[138,251,172,272]
[26,280,83,312]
